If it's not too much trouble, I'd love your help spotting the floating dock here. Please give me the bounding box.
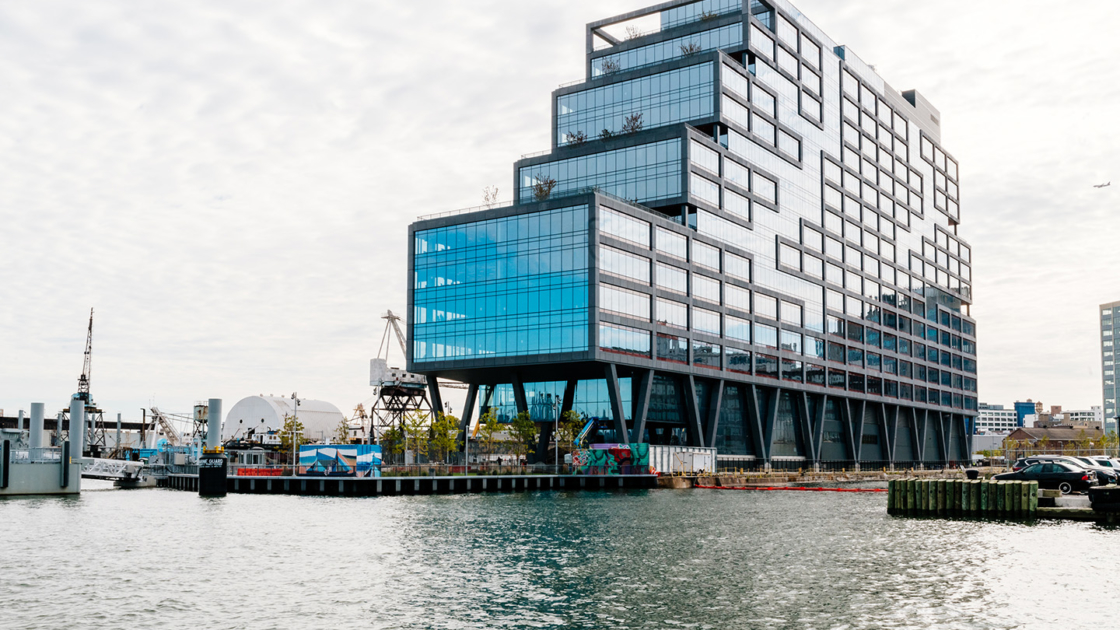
[160,474,658,496]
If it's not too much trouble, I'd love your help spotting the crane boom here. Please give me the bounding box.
[77,308,94,402]
[383,310,409,359]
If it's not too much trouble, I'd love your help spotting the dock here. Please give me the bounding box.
[160,473,658,496]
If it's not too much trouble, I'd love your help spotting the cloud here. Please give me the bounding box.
[1,0,1117,422]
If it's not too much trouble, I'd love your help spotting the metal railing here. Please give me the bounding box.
[9,447,63,464]
[416,201,513,222]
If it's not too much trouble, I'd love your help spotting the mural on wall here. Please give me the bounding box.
[573,443,650,475]
[299,445,382,477]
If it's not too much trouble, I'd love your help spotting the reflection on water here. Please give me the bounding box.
[1,481,1116,629]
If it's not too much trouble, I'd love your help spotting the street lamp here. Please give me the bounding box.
[290,393,301,475]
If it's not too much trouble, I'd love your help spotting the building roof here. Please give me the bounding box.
[1007,427,1103,441]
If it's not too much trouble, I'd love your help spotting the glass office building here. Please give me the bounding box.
[1103,301,1119,431]
[409,0,978,468]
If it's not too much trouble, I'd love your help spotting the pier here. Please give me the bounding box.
[160,473,658,496]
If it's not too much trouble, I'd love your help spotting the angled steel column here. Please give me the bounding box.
[839,398,857,461]
[908,407,923,463]
[511,373,529,415]
[604,364,629,444]
[850,399,866,463]
[962,414,973,463]
[812,394,827,461]
[795,391,814,464]
[630,370,653,444]
[762,385,781,460]
[744,384,767,460]
[703,379,725,448]
[934,410,949,463]
[426,375,444,419]
[878,403,896,464]
[915,407,928,463]
[682,375,704,448]
[458,383,478,452]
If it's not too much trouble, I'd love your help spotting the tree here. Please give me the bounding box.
[566,130,587,146]
[430,412,460,464]
[680,41,702,56]
[479,409,501,460]
[334,418,351,444]
[483,185,500,208]
[380,427,404,463]
[622,113,644,134]
[280,415,308,452]
[510,411,538,462]
[1037,435,1051,454]
[625,25,642,40]
[555,410,584,455]
[531,174,557,201]
[403,410,430,462]
[599,128,614,141]
[600,58,620,74]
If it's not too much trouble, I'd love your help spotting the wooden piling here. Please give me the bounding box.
[907,479,916,513]
[979,480,989,513]
[962,481,972,515]
[1028,481,1038,515]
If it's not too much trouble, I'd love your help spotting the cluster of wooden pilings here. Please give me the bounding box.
[888,478,1039,518]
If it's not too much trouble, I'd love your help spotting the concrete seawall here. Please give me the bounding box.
[161,474,658,495]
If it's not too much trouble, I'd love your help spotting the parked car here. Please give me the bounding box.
[1088,456,1120,469]
[995,461,1097,494]
[1012,455,1117,485]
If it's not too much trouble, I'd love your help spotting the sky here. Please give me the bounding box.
[1,0,1118,424]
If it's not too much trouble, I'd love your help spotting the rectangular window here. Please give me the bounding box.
[829,368,846,389]
[693,275,721,304]
[725,189,751,220]
[726,253,751,281]
[693,307,720,335]
[558,63,714,146]
[756,323,778,348]
[691,139,720,175]
[591,24,742,77]
[726,284,751,313]
[727,347,752,374]
[756,293,778,320]
[781,330,802,353]
[599,284,651,321]
[778,130,800,159]
[726,315,752,342]
[828,341,845,363]
[521,139,682,204]
[753,172,778,204]
[656,263,688,294]
[724,159,750,190]
[600,245,651,285]
[722,63,750,101]
[693,241,720,271]
[782,358,803,383]
[691,172,721,207]
[600,208,651,247]
[757,353,779,379]
[599,323,651,358]
[656,298,688,329]
[657,333,689,364]
[656,227,688,260]
[693,341,722,369]
[781,301,802,326]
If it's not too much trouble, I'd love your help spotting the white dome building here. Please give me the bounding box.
[222,396,346,444]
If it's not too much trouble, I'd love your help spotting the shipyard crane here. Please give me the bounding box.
[61,308,108,457]
[365,310,467,448]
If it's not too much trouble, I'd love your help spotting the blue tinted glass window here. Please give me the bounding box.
[520,139,682,204]
[559,64,714,145]
[413,205,589,362]
[592,24,742,77]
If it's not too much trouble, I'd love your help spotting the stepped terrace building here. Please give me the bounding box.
[408,0,978,469]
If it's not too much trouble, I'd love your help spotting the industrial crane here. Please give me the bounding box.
[377,310,466,390]
[66,308,108,456]
[76,308,93,403]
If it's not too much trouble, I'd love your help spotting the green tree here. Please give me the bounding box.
[334,418,351,444]
[555,410,584,455]
[280,415,308,451]
[404,410,430,462]
[479,409,501,459]
[430,412,460,464]
[510,411,539,462]
[380,427,404,463]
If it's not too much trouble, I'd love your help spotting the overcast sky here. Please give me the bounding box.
[1,0,1118,423]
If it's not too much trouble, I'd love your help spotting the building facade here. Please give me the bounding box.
[1103,301,1119,430]
[408,0,977,469]
[976,403,1016,434]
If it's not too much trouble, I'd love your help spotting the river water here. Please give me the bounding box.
[1,480,1115,629]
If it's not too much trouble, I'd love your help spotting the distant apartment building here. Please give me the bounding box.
[1013,400,1040,428]
[1030,405,1103,430]
[976,403,1017,434]
[1103,301,1119,430]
